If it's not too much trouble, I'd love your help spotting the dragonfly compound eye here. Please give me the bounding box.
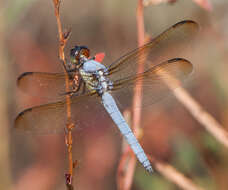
[79,46,90,59]
[70,46,90,64]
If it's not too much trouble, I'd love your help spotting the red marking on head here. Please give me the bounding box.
[94,52,105,62]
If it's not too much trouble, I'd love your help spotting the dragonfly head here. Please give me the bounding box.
[70,46,90,66]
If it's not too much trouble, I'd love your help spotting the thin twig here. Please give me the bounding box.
[52,0,74,189]
[116,0,145,189]
[118,1,220,189]
[173,87,228,148]
[149,157,205,190]
[159,70,228,149]
[116,149,131,190]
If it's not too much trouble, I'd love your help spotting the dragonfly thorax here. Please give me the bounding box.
[80,60,113,95]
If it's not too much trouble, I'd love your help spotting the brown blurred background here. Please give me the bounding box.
[1,0,228,189]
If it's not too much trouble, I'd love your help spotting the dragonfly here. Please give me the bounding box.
[15,20,199,173]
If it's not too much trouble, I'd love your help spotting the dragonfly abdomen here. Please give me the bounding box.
[102,92,153,173]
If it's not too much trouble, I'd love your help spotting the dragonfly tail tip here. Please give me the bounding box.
[146,166,153,175]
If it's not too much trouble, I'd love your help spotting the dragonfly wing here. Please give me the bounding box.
[110,58,193,109]
[17,71,78,100]
[107,20,199,82]
[15,93,111,134]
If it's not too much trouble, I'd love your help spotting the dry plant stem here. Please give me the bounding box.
[117,148,137,190]
[116,150,130,190]
[117,0,146,190]
[128,0,145,178]
[160,71,228,148]
[173,87,228,148]
[52,0,74,186]
[157,66,228,148]
[150,157,204,190]
[123,155,137,189]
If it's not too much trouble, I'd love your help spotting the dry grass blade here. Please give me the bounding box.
[157,68,228,148]
[174,87,228,148]
[150,157,205,190]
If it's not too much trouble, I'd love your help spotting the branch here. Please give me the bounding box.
[150,157,205,190]
[173,87,228,148]
[52,0,74,189]
[116,0,146,189]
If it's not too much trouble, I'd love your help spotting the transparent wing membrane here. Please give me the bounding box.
[17,71,78,100]
[108,20,198,81]
[15,94,112,134]
[15,20,199,133]
[111,58,193,109]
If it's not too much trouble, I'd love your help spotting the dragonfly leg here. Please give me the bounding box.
[81,81,86,94]
[60,78,84,96]
[59,59,73,73]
